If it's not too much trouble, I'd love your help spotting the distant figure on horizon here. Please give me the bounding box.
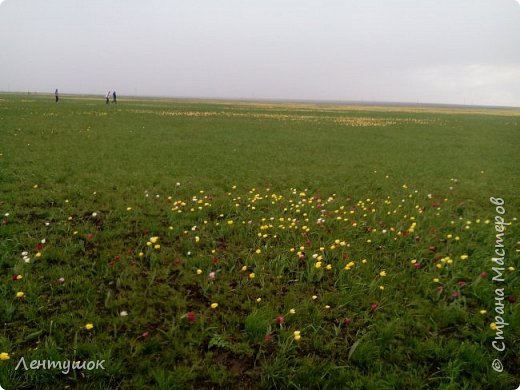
[55,89,59,103]
[112,91,117,104]
[106,91,110,104]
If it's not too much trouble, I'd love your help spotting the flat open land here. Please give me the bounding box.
[0,94,519,389]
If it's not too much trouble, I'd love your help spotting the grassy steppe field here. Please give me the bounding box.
[0,94,519,389]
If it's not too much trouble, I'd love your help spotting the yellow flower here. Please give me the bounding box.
[324,305,331,309]
[315,262,322,269]
[289,308,296,314]
[460,254,469,260]
[256,298,262,303]
[0,352,10,360]
[379,285,385,291]
[210,303,219,309]
[227,220,234,225]
[379,271,387,277]
[154,244,160,250]
[16,291,24,298]
[241,265,248,271]
[249,273,256,279]
[255,249,261,254]
[479,310,487,315]
[432,278,439,283]
[326,264,332,270]
[312,295,318,300]
[16,274,23,280]
[293,330,301,341]
[149,236,159,244]
[508,267,515,271]
[196,269,202,275]
[126,207,132,211]
[35,252,42,258]
[489,323,497,330]
[85,323,94,330]
[138,252,144,257]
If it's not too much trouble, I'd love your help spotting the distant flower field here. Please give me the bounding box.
[0,94,518,389]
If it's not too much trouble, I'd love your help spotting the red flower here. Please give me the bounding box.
[480,272,488,278]
[186,312,196,322]
[508,295,517,304]
[343,318,352,325]
[174,259,181,266]
[86,233,95,241]
[144,229,150,235]
[457,281,466,288]
[275,316,285,325]
[413,263,423,269]
[212,258,219,264]
[451,291,460,298]
[11,274,19,281]
[36,244,44,251]
[264,334,273,343]
[370,303,379,312]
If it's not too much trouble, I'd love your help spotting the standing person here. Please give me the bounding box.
[55,89,59,103]
[106,91,110,104]
[112,91,117,104]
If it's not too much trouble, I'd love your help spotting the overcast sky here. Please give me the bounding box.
[1,0,519,106]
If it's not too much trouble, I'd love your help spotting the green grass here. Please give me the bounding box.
[0,93,519,389]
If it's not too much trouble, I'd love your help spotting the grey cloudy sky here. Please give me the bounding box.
[1,0,519,106]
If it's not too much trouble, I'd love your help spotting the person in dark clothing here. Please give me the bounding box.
[55,89,59,103]
[112,91,117,104]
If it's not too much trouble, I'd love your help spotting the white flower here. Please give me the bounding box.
[119,310,128,317]
[92,212,97,217]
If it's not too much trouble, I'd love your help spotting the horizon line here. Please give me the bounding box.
[0,90,519,110]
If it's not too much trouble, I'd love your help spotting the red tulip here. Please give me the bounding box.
[186,312,196,322]
[275,316,285,325]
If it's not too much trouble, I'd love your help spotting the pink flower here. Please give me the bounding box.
[208,272,216,280]
[451,291,460,298]
[275,316,285,325]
